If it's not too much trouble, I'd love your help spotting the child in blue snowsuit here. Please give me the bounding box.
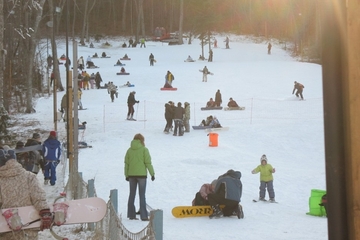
[42,131,61,186]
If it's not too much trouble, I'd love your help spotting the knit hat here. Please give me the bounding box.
[260,154,267,163]
[0,148,16,167]
[32,133,40,139]
[50,131,57,137]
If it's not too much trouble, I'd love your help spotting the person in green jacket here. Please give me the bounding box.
[124,133,155,221]
[251,154,276,202]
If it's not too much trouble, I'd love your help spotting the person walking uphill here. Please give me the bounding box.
[42,131,61,186]
[127,91,139,120]
[0,147,52,240]
[124,133,155,221]
[252,154,276,202]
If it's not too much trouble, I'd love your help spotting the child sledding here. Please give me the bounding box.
[116,67,130,75]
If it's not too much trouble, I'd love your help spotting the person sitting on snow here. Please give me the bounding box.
[206,98,216,108]
[199,55,205,60]
[228,97,239,107]
[209,116,221,128]
[123,54,129,59]
[116,59,122,65]
[120,67,126,73]
[102,52,107,57]
[186,55,194,62]
[200,115,213,127]
[92,53,98,58]
[124,81,131,86]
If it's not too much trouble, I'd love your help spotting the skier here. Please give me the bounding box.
[215,89,222,107]
[164,71,174,88]
[227,98,239,107]
[292,81,305,100]
[268,42,272,54]
[0,147,52,239]
[173,102,185,136]
[149,53,155,66]
[192,180,217,206]
[251,154,276,202]
[224,36,230,49]
[127,91,139,120]
[42,131,61,186]
[183,102,191,132]
[202,66,210,82]
[124,133,155,221]
[208,169,244,219]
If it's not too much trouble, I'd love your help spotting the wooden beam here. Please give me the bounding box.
[345,0,360,239]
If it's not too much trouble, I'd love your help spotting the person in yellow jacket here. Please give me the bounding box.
[82,71,90,90]
[252,154,276,202]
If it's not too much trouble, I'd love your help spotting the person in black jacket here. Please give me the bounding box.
[127,91,139,120]
[24,133,44,174]
[164,101,174,133]
[173,102,185,136]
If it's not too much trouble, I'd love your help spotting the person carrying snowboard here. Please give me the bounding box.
[292,81,305,100]
[251,154,276,202]
[127,91,139,120]
[208,169,244,219]
[202,66,210,82]
[0,146,52,239]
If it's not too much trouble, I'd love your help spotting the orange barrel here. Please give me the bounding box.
[208,133,218,147]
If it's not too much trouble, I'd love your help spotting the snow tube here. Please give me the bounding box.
[306,189,327,217]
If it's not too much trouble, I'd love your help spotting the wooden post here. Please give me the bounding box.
[344,0,360,239]
[109,189,118,214]
[87,179,95,231]
[151,209,163,240]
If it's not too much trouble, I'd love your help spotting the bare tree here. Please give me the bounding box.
[178,0,184,45]
[121,0,128,33]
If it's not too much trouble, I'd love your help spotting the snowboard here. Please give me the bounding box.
[120,58,131,60]
[114,64,126,66]
[201,107,223,111]
[116,72,130,75]
[224,106,245,111]
[192,126,226,130]
[199,69,214,75]
[100,56,111,58]
[14,145,42,154]
[119,84,135,88]
[184,60,196,62]
[87,66,99,69]
[0,197,106,234]
[160,87,177,91]
[253,199,278,203]
[172,205,227,218]
[205,127,229,132]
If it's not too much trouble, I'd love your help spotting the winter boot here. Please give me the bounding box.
[209,205,223,219]
[259,197,266,201]
[233,204,244,219]
[269,198,276,203]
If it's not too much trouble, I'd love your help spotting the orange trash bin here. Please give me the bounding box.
[208,133,218,147]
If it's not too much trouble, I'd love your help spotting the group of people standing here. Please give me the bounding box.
[163,101,190,135]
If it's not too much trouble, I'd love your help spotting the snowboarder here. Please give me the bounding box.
[227,98,239,107]
[208,169,243,219]
[149,53,155,66]
[127,91,139,120]
[192,180,217,206]
[224,36,230,49]
[206,98,216,107]
[183,102,190,132]
[173,102,185,136]
[202,66,210,82]
[164,71,174,88]
[124,133,155,221]
[251,154,276,202]
[268,42,272,54]
[77,56,84,70]
[107,82,117,102]
[292,81,305,100]
[208,49,213,62]
[215,89,222,107]
[42,131,61,186]
[0,147,52,239]
[140,38,146,48]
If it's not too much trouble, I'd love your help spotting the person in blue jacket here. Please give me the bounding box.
[42,131,61,186]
